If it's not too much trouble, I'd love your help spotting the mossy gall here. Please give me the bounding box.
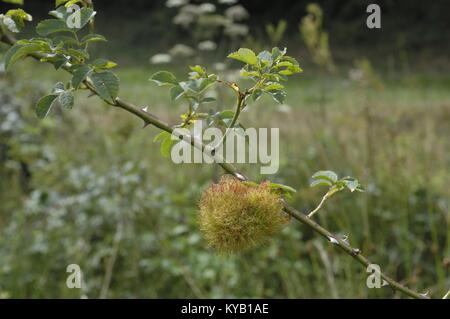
[198,176,289,254]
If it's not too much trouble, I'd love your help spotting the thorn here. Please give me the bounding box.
[328,236,339,245]
[235,173,246,181]
[351,248,361,256]
[142,121,150,128]
[142,106,149,113]
[420,291,429,297]
[382,280,389,287]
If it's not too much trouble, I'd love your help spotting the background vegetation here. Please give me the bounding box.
[0,0,448,298]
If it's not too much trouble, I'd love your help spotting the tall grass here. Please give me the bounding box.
[0,61,448,298]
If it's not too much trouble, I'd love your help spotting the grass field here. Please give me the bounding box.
[0,56,449,298]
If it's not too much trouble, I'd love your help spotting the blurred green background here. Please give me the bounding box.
[0,0,449,298]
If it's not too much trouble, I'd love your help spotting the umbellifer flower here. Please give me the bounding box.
[198,176,289,254]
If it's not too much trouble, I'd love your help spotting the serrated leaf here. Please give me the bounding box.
[160,136,176,158]
[184,78,214,93]
[52,82,65,94]
[49,6,70,20]
[4,8,32,32]
[36,19,71,36]
[170,84,185,101]
[153,131,175,158]
[310,179,333,188]
[92,58,117,69]
[189,65,206,76]
[67,48,89,61]
[271,47,286,61]
[269,182,297,194]
[72,65,92,89]
[264,83,284,91]
[312,170,338,183]
[252,89,263,102]
[257,50,273,66]
[35,94,58,119]
[2,0,24,4]
[81,33,106,43]
[342,179,361,192]
[201,97,216,103]
[58,90,74,109]
[4,43,40,71]
[90,71,119,103]
[77,8,96,29]
[64,0,81,7]
[227,48,258,66]
[219,110,235,119]
[153,131,171,143]
[149,71,177,87]
[55,0,69,7]
[240,69,259,78]
[268,90,286,104]
[53,57,69,70]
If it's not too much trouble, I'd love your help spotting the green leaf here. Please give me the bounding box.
[3,0,24,4]
[271,47,286,61]
[81,33,107,43]
[264,83,284,91]
[55,0,69,7]
[72,65,92,88]
[343,179,359,192]
[219,110,235,119]
[178,77,215,95]
[310,179,333,188]
[252,89,263,102]
[257,50,273,66]
[160,136,176,158]
[227,48,258,66]
[170,85,185,101]
[201,97,216,103]
[149,71,177,87]
[52,82,66,94]
[153,131,171,143]
[269,182,297,194]
[67,48,89,61]
[4,9,32,33]
[90,71,119,103]
[92,58,117,69]
[51,35,78,46]
[240,69,259,78]
[153,131,175,158]
[58,90,74,109]
[189,65,206,77]
[76,8,96,30]
[312,170,339,183]
[4,43,40,71]
[63,0,82,7]
[35,94,58,119]
[36,19,71,36]
[267,90,286,104]
[49,6,70,20]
